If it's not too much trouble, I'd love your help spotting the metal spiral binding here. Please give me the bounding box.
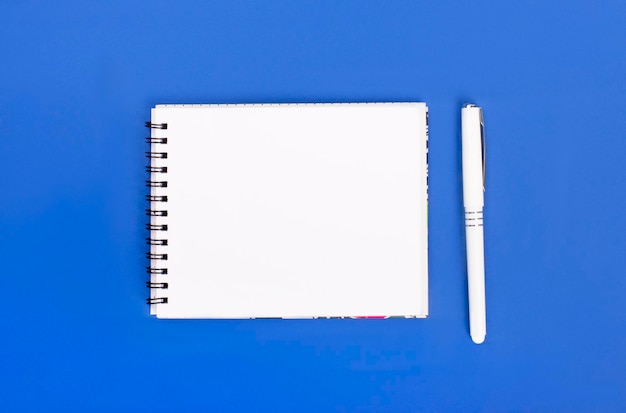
[146,121,168,307]
[146,180,168,188]
[146,252,168,260]
[146,166,168,173]
[146,223,168,231]
[147,282,169,289]
[146,195,168,202]
[146,238,168,246]
[146,151,168,159]
[145,122,167,129]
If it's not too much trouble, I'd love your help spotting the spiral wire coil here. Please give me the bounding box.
[145,122,169,306]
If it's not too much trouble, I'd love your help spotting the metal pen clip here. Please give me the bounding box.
[479,108,486,192]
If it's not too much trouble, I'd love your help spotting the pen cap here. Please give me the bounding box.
[461,105,485,208]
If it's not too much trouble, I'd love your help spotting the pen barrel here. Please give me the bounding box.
[465,209,486,344]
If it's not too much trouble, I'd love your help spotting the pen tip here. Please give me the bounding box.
[471,334,485,344]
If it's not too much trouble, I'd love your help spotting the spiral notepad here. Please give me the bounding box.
[145,103,429,319]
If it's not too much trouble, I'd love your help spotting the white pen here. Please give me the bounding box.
[461,104,487,344]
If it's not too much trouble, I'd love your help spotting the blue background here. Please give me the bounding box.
[1,0,625,411]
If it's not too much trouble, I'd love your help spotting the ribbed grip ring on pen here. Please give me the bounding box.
[145,121,169,306]
[465,210,483,227]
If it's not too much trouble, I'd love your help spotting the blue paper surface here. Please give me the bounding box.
[1,1,625,411]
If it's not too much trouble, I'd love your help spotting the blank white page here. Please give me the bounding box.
[148,103,428,319]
